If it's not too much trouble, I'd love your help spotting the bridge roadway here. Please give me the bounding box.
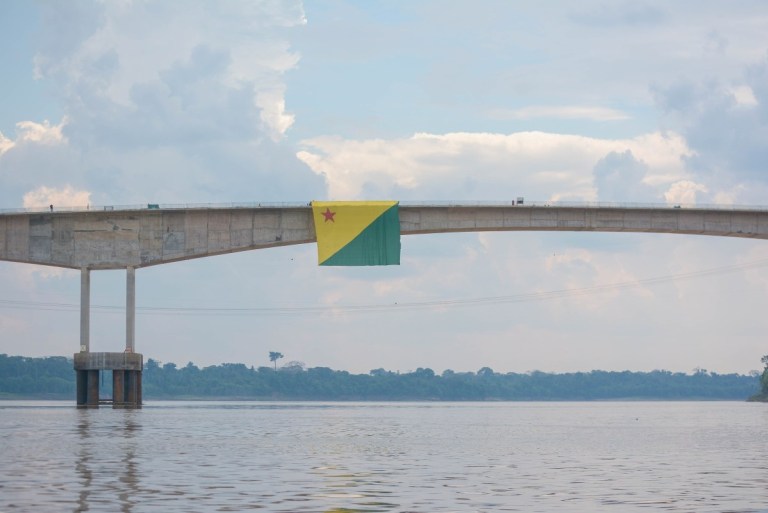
[3,201,767,407]
[2,202,768,270]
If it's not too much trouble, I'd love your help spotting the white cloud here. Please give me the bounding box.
[0,119,80,208]
[256,88,295,141]
[15,120,67,145]
[0,2,323,209]
[22,185,91,209]
[0,120,66,155]
[0,132,12,155]
[297,130,691,201]
[34,1,305,143]
[663,180,708,205]
[730,85,759,107]
[490,106,630,121]
[711,185,748,206]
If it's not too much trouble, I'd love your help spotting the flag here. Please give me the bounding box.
[311,201,400,266]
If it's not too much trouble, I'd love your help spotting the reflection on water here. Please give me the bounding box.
[0,401,767,512]
[75,411,92,512]
[75,409,141,512]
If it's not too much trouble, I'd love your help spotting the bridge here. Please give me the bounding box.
[2,201,768,270]
[2,201,768,407]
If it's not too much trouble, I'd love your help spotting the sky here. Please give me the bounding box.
[1,0,768,375]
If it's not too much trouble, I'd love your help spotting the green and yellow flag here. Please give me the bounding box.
[311,201,400,266]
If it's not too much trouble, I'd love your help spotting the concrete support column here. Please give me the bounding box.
[76,370,87,406]
[136,371,142,406]
[86,369,99,407]
[126,371,137,406]
[113,370,125,407]
[73,353,142,409]
[80,268,90,353]
[126,266,135,353]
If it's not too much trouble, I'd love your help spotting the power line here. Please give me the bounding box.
[1,257,767,317]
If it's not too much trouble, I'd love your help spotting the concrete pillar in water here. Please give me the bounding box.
[136,371,142,406]
[87,369,99,407]
[74,353,143,408]
[126,371,136,406]
[76,370,88,406]
[77,268,94,408]
[113,370,125,407]
[73,266,143,408]
[126,267,135,353]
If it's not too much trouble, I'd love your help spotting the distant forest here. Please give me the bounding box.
[0,354,762,401]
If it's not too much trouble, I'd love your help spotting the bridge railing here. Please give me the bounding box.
[2,200,768,215]
[0,201,312,215]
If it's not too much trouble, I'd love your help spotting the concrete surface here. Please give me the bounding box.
[73,352,143,371]
[1,204,767,270]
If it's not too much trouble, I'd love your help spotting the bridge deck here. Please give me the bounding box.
[1,203,767,269]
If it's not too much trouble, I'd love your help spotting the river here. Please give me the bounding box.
[0,401,766,512]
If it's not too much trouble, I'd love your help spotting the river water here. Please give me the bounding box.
[0,401,766,512]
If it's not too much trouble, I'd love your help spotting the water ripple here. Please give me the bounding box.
[0,401,766,512]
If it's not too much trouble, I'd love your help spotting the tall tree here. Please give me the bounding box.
[269,351,284,370]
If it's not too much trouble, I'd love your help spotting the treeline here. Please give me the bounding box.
[0,355,75,398]
[748,354,768,402]
[0,354,761,400]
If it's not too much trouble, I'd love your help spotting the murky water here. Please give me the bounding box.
[0,401,766,512]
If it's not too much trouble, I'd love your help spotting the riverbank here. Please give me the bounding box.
[2,354,762,402]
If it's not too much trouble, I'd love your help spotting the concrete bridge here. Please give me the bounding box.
[2,201,768,407]
[2,202,767,270]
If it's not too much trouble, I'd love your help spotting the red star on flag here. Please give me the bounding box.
[322,207,336,222]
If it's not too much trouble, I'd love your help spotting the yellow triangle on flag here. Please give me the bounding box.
[312,201,397,264]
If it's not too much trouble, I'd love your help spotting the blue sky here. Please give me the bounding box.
[0,2,60,135]
[1,0,768,375]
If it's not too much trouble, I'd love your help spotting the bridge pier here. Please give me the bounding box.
[74,353,143,408]
[74,267,142,408]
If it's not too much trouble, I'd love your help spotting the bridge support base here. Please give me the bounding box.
[74,353,143,409]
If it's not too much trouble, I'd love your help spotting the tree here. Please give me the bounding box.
[269,351,284,370]
[477,367,495,378]
[414,367,435,378]
[282,361,305,372]
[761,355,768,395]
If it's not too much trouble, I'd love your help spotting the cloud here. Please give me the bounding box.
[490,106,630,122]
[0,120,66,156]
[729,85,758,107]
[0,1,323,208]
[33,0,305,147]
[0,119,80,207]
[15,120,66,145]
[663,180,708,205]
[0,132,12,155]
[22,185,91,209]
[297,130,690,201]
[593,150,656,202]
[651,55,768,202]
